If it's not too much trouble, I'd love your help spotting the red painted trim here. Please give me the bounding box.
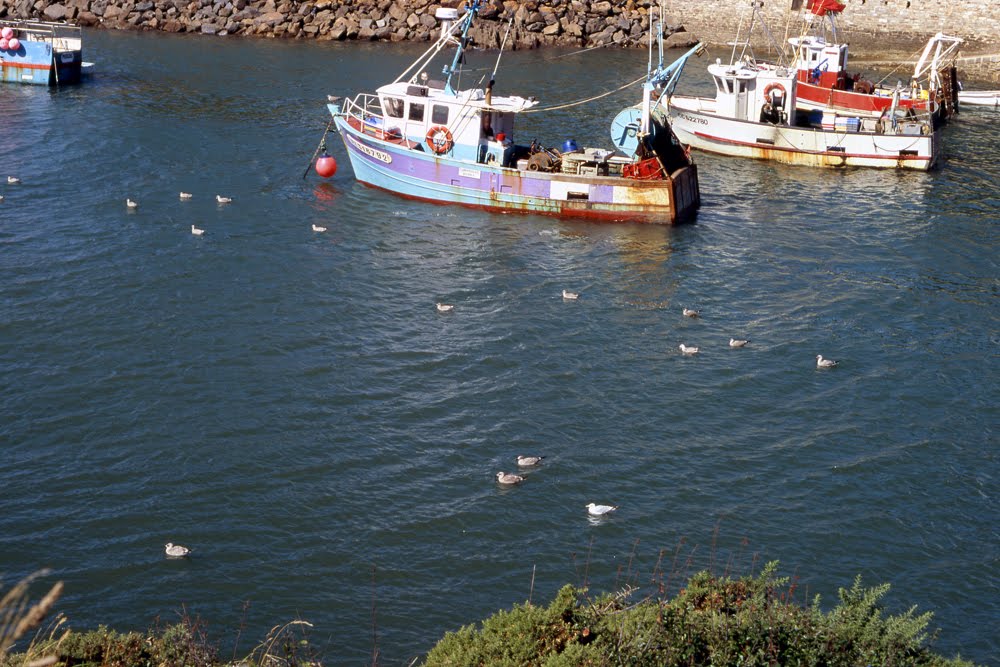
[691,131,930,162]
[0,60,50,70]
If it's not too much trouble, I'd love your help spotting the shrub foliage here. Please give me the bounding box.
[422,562,977,667]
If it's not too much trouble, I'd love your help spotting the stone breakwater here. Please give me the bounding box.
[1,0,702,50]
[3,0,998,79]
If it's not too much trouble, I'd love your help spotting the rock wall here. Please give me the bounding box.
[0,0,700,50]
[2,0,999,54]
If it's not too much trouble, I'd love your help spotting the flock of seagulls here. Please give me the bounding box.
[110,191,323,236]
[495,454,617,519]
[434,300,837,368]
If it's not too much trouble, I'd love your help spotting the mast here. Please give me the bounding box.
[443,0,481,96]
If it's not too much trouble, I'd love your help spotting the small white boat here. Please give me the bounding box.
[958,90,1000,107]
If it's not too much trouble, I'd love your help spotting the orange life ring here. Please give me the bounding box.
[425,125,454,154]
[763,82,786,101]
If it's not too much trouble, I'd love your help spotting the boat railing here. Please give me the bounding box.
[342,93,390,136]
[3,20,82,51]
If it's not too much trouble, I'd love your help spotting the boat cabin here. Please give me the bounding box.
[375,79,535,167]
[708,60,797,126]
[789,35,848,90]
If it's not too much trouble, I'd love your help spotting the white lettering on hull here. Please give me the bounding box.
[347,134,393,164]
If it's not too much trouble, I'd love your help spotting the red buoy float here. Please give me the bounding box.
[315,153,337,178]
[1,27,13,40]
[0,39,8,51]
[8,37,19,51]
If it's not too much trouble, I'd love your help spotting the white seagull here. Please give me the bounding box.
[516,455,545,467]
[0,195,4,202]
[191,224,205,236]
[179,192,193,199]
[436,303,454,313]
[216,195,233,204]
[562,289,579,300]
[496,471,525,486]
[312,224,327,232]
[7,176,20,184]
[729,338,749,348]
[126,198,138,209]
[679,343,699,355]
[816,354,838,368]
[683,308,700,318]
[586,503,618,517]
[164,542,191,557]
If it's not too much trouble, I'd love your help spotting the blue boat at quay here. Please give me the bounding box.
[0,19,83,85]
[322,0,702,224]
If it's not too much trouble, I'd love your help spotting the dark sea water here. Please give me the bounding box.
[1,30,997,666]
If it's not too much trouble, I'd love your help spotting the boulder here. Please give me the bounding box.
[77,10,100,25]
[42,3,68,19]
[664,30,698,48]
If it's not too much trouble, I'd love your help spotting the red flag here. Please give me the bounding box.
[807,0,846,15]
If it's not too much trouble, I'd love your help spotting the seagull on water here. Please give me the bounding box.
[586,503,618,517]
[683,308,700,318]
[164,542,191,557]
[679,343,699,355]
[191,224,205,236]
[0,195,4,202]
[562,289,579,300]
[816,354,838,368]
[126,198,138,209]
[179,192,193,199]
[7,176,20,184]
[730,338,749,348]
[312,224,327,232]
[436,303,454,313]
[216,195,233,204]
[496,471,525,486]
[516,455,545,467]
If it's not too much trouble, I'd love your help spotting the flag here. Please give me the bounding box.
[807,0,846,16]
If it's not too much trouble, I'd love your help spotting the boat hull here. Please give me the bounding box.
[0,22,83,86]
[665,96,937,171]
[333,117,700,224]
[958,91,1000,107]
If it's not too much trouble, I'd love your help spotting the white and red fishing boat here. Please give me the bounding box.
[783,0,962,122]
[660,13,938,171]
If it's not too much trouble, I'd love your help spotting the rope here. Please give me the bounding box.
[521,73,647,113]
[303,119,334,179]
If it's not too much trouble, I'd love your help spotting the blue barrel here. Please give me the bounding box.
[562,139,578,153]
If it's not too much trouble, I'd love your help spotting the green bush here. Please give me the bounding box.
[422,562,978,667]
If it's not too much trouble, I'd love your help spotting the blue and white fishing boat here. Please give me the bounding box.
[0,20,83,86]
[321,0,701,224]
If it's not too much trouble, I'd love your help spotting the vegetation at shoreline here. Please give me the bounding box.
[422,562,976,667]
[3,563,980,667]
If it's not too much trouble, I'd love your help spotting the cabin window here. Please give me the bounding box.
[738,80,748,94]
[713,76,724,93]
[384,97,404,118]
[432,105,449,125]
[408,103,425,122]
